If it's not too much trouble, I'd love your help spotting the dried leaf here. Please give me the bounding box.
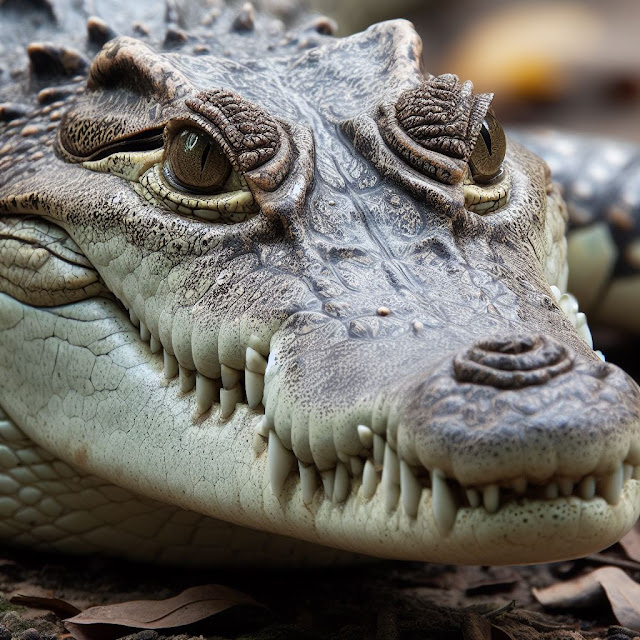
[64,584,264,640]
[10,594,81,618]
[534,567,640,631]
[619,522,640,564]
[460,613,492,640]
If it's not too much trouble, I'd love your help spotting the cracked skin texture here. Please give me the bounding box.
[0,4,639,566]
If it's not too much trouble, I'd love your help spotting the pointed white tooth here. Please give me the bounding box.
[373,434,385,465]
[221,364,241,390]
[245,370,264,409]
[350,456,364,477]
[179,366,195,392]
[321,468,335,500]
[337,450,350,465]
[129,308,140,328]
[550,285,562,303]
[139,321,150,342]
[362,460,378,498]
[575,312,593,348]
[595,350,605,362]
[544,482,559,499]
[268,430,295,496]
[558,478,574,497]
[483,484,500,514]
[628,439,640,465]
[382,444,400,511]
[299,462,317,504]
[255,415,271,438]
[196,373,218,415]
[466,487,481,508]
[601,464,623,505]
[578,475,596,500]
[150,335,161,354]
[432,469,458,533]
[163,351,178,379]
[624,464,633,482]
[245,347,267,374]
[512,477,527,494]
[357,425,373,449]
[220,385,243,420]
[400,460,421,518]
[333,461,350,503]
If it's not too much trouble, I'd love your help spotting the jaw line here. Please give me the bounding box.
[1,292,639,565]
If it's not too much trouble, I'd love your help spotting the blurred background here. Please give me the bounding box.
[315,0,640,143]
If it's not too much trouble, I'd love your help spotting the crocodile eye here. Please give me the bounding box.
[165,128,232,193]
[469,111,506,184]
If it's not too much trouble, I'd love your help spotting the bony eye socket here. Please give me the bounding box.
[165,128,232,193]
[469,110,506,184]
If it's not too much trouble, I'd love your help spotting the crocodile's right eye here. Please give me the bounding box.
[165,128,232,194]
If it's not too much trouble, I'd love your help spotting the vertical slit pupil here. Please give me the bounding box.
[200,142,211,174]
[480,121,492,156]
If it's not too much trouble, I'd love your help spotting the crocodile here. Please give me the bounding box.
[1,0,640,567]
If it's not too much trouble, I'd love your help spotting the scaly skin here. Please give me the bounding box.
[0,3,639,566]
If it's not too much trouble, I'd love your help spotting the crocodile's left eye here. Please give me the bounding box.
[165,128,232,194]
[469,111,506,184]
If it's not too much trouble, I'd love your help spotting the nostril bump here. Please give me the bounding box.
[453,334,574,389]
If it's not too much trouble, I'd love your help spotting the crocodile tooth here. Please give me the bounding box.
[245,370,264,409]
[373,434,385,465]
[575,312,593,348]
[163,351,178,379]
[624,464,633,482]
[337,450,350,465]
[628,439,640,465]
[362,460,378,498]
[550,285,562,303]
[139,321,150,342]
[196,373,218,415]
[350,456,364,477]
[544,482,559,499]
[268,430,295,496]
[400,459,421,518]
[465,487,481,508]
[150,335,162,354]
[221,364,242,389]
[220,386,243,420]
[512,477,527,494]
[299,461,317,504]
[558,478,574,497]
[245,347,267,374]
[333,461,350,503]
[634,466,640,481]
[432,469,457,533]
[255,415,270,438]
[357,425,373,449]
[600,464,623,505]
[179,366,195,392]
[321,468,335,500]
[578,475,596,500]
[129,308,140,328]
[483,484,500,514]
[382,444,400,511]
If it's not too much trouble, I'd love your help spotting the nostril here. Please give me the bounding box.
[453,334,574,389]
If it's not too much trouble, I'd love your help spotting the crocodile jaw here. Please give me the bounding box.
[2,293,638,565]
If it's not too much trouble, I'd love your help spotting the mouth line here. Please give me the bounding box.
[120,284,637,537]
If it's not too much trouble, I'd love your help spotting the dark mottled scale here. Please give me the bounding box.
[511,129,640,331]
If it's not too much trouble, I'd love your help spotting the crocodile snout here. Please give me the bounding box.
[453,334,574,389]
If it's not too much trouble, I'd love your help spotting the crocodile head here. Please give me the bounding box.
[1,14,639,565]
